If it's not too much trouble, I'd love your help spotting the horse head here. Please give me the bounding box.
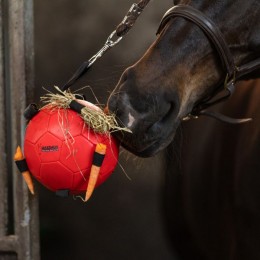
[108,0,260,157]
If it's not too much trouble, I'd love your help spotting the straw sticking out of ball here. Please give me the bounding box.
[40,86,131,134]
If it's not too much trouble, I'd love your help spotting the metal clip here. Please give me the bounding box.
[88,30,123,67]
[106,30,123,47]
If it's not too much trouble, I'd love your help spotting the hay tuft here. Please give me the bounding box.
[40,86,131,134]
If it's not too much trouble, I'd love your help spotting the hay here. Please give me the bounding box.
[40,86,131,134]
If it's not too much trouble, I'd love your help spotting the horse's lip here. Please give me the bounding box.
[120,139,160,158]
[114,106,180,157]
[118,124,176,157]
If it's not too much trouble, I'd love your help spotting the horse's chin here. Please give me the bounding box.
[114,119,180,158]
[120,139,169,157]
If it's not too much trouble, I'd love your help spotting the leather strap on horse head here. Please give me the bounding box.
[157,4,260,124]
[157,5,236,79]
[62,0,151,91]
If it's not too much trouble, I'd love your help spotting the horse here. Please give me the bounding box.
[107,0,260,259]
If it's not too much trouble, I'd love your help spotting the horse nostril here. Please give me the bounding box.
[120,67,135,84]
[107,95,118,114]
[104,106,109,114]
[121,70,128,83]
[107,69,131,114]
[107,93,127,119]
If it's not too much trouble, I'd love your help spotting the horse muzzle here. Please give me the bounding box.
[107,89,180,157]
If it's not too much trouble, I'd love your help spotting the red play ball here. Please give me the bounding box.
[24,105,119,195]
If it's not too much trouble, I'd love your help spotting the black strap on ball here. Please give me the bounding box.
[15,159,29,173]
[92,152,105,167]
[24,103,39,120]
[56,189,70,197]
[69,100,85,114]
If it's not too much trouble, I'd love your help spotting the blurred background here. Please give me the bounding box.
[34,0,177,259]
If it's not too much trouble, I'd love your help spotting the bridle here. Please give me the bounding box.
[157,4,260,123]
[62,2,259,123]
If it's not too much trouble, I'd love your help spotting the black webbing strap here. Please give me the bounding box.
[15,159,29,173]
[24,103,39,120]
[56,189,70,197]
[92,152,105,167]
[69,100,85,114]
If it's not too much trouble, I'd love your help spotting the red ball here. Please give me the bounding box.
[24,106,119,195]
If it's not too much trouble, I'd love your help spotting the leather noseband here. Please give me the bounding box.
[157,4,260,123]
[157,5,236,78]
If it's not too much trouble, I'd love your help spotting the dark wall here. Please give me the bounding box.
[34,1,177,259]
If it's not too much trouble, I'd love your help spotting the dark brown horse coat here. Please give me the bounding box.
[164,79,260,259]
[107,0,260,258]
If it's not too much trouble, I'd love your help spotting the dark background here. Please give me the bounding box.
[34,1,177,259]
